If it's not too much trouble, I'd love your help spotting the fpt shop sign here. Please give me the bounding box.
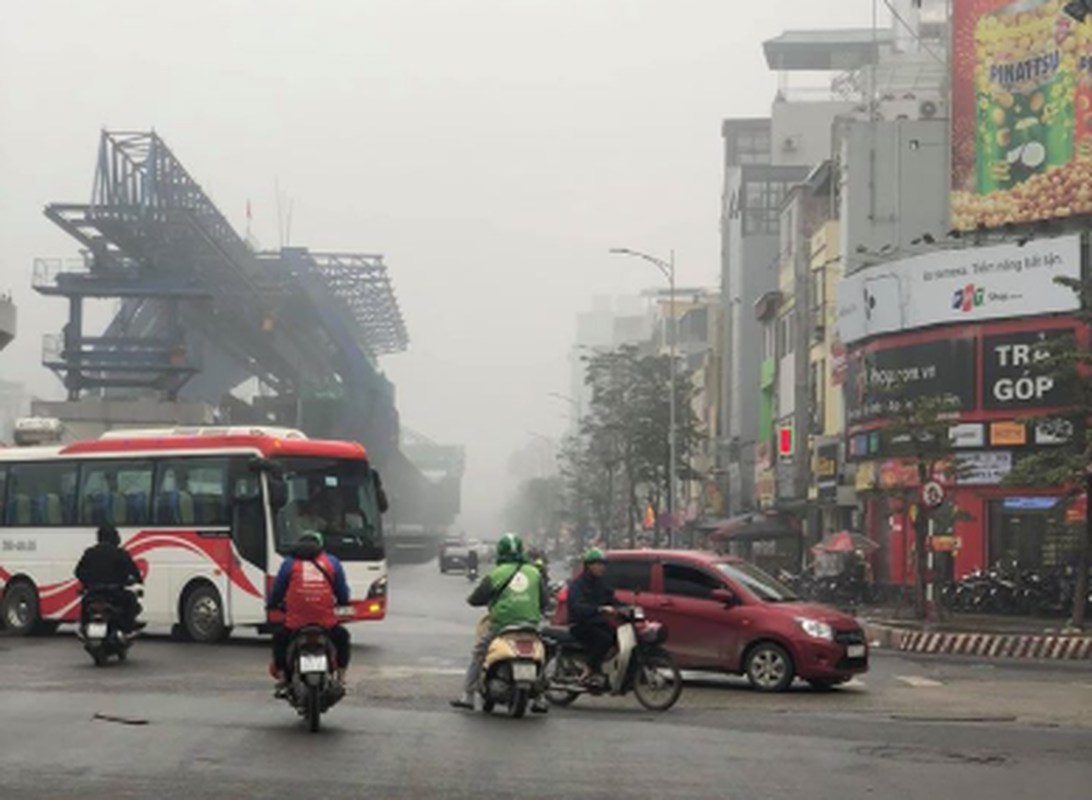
[837,236,1081,344]
[983,329,1075,411]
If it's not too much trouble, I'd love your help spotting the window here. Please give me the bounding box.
[810,359,825,434]
[79,460,154,527]
[272,457,384,562]
[777,313,795,358]
[0,467,7,525]
[154,457,230,527]
[717,561,799,602]
[232,462,267,570]
[742,179,790,235]
[5,462,79,527]
[663,563,724,600]
[605,560,653,593]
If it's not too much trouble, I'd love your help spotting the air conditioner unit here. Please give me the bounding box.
[782,136,800,153]
[919,98,944,119]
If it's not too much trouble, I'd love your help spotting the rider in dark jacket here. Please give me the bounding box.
[74,525,144,632]
[566,548,618,680]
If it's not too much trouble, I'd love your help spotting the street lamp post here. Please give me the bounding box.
[609,247,679,549]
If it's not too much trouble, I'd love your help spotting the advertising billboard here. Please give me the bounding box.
[951,0,1092,230]
[837,235,1081,344]
[846,337,978,424]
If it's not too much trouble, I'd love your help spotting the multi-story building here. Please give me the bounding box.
[720,27,884,517]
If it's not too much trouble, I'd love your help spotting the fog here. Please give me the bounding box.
[0,0,873,536]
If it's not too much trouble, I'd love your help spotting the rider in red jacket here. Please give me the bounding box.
[267,532,351,693]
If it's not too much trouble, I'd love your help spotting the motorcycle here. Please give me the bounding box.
[281,625,345,733]
[478,622,547,718]
[542,606,683,712]
[467,562,479,582]
[78,585,142,667]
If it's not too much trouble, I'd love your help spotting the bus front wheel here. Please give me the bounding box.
[182,585,230,644]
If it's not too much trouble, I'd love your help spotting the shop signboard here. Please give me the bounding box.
[990,421,1028,446]
[846,337,977,424]
[956,450,1013,485]
[837,236,1081,344]
[951,1,1092,230]
[949,423,986,448]
[815,443,839,501]
[983,328,1076,411]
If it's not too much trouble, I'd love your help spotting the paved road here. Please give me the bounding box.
[1,561,1090,799]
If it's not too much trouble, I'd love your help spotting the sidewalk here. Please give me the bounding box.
[860,611,1092,661]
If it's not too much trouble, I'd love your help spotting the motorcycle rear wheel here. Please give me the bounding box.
[307,683,322,733]
[508,688,529,719]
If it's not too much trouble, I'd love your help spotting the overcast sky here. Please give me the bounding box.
[0,0,878,535]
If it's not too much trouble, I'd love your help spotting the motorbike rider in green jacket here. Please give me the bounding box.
[450,532,548,713]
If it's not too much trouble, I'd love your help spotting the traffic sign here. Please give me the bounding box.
[921,481,945,509]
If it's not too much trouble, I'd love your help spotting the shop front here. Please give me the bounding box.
[845,316,1085,591]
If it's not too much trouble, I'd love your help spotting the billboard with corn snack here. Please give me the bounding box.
[951,0,1092,230]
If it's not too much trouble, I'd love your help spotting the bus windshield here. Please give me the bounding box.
[272,457,384,562]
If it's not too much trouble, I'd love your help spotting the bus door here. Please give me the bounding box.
[228,468,269,625]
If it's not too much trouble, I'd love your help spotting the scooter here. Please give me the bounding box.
[478,621,547,718]
[281,625,346,733]
[542,606,682,712]
[78,585,142,667]
[466,562,479,582]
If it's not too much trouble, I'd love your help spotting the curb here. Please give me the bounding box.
[862,621,1092,661]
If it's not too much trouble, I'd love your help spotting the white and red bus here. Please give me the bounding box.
[0,426,388,641]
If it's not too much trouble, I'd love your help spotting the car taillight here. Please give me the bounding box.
[305,632,321,645]
[514,638,535,657]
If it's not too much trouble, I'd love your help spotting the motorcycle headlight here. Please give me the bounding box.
[796,617,834,641]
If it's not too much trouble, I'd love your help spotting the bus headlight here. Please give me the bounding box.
[367,576,388,599]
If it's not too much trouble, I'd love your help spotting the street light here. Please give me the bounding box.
[609,246,679,549]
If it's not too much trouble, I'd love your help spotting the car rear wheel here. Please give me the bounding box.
[745,642,795,693]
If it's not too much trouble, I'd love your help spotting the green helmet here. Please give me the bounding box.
[299,530,325,549]
[583,547,606,564]
[496,532,525,564]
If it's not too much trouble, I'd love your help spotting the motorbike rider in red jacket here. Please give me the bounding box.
[267,532,351,694]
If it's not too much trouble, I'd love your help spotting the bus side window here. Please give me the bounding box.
[79,461,154,527]
[8,463,78,528]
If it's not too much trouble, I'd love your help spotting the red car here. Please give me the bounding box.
[555,550,868,692]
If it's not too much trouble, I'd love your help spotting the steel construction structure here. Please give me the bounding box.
[33,131,456,524]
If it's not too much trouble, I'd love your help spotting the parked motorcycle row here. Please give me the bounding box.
[942,563,1092,618]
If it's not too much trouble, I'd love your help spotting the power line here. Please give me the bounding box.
[881,0,946,66]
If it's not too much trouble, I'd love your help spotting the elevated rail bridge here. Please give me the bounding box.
[34,130,459,531]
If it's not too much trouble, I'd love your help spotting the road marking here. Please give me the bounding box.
[843,678,867,690]
[895,675,944,688]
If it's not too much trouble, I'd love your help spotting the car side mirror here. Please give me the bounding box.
[711,588,738,607]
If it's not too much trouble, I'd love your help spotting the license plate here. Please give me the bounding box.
[299,653,328,674]
[335,606,355,617]
[847,644,866,659]
[512,662,537,682]
[87,623,108,639]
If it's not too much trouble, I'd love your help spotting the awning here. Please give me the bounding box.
[709,513,800,543]
[812,530,877,554]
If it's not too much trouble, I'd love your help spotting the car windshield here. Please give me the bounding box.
[717,561,799,602]
[273,457,384,561]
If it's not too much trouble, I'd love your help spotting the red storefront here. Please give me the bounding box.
[846,316,1086,587]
